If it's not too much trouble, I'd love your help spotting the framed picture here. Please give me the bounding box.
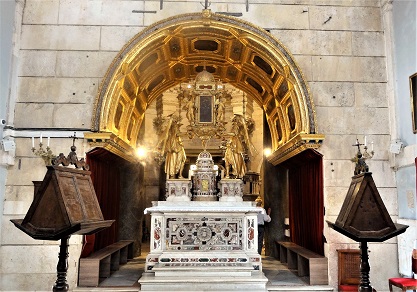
[198,95,214,124]
[411,73,417,133]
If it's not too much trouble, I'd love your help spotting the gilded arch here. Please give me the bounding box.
[88,10,324,164]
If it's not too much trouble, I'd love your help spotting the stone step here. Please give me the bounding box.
[152,262,255,277]
[266,285,334,292]
[75,288,138,292]
[139,271,269,291]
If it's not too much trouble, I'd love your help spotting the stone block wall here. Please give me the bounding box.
[0,0,404,291]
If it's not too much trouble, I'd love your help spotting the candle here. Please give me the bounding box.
[371,141,374,151]
[47,137,50,147]
[40,133,43,143]
[364,136,367,146]
[31,137,35,148]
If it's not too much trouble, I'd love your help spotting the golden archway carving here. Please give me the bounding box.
[89,10,324,164]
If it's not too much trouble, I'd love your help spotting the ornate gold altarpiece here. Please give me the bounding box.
[87,9,324,166]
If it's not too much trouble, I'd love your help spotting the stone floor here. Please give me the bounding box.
[75,244,334,292]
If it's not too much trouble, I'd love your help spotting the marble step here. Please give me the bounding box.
[75,288,138,292]
[139,271,269,291]
[152,262,255,277]
[266,285,334,292]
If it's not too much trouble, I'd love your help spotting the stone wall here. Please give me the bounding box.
[391,0,417,276]
[119,162,145,256]
[263,162,288,259]
[0,0,407,291]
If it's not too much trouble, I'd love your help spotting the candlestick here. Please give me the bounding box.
[48,137,50,147]
[31,136,55,165]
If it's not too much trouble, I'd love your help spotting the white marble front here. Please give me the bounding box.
[140,201,268,291]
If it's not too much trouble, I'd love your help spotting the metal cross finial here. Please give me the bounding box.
[352,138,363,153]
[69,132,79,147]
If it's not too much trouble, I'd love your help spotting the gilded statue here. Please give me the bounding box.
[157,115,186,179]
[224,114,257,178]
[183,92,197,125]
[215,94,225,123]
[224,128,246,178]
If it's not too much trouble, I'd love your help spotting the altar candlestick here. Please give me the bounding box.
[364,136,367,146]
[40,133,43,143]
[47,137,50,147]
[32,137,35,148]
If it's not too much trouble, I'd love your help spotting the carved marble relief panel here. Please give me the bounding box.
[166,217,243,251]
[152,216,163,251]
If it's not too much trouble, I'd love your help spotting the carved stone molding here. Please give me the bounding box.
[267,133,325,166]
[84,132,137,163]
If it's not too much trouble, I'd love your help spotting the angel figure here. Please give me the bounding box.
[157,115,186,179]
[224,130,246,178]
[224,114,258,178]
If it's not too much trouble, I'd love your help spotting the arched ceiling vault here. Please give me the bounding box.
[86,10,324,165]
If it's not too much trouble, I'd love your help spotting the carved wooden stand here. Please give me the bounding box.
[359,241,373,292]
[328,172,408,291]
[53,236,70,292]
[11,145,114,291]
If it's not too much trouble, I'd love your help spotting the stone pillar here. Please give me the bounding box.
[381,0,399,147]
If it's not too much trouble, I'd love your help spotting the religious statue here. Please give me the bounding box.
[183,92,196,125]
[224,135,245,178]
[353,152,369,175]
[215,94,225,123]
[224,114,257,178]
[156,115,186,179]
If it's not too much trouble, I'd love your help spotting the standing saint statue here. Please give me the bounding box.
[224,119,246,178]
[157,116,186,179]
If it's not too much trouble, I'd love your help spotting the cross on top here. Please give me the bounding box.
[69,132,80,147]
[352,138,364,152]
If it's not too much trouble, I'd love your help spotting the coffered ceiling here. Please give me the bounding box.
[89,10,324,164]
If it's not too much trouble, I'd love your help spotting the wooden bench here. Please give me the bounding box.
[276,240,328,285]
[78,240,134,287]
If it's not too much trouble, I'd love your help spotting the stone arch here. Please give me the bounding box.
[89,10,324,164]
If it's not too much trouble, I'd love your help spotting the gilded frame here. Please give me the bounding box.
[411,73,417,133]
